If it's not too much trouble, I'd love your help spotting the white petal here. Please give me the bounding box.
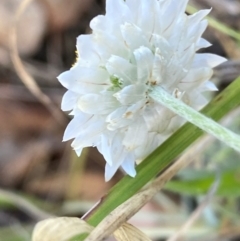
[76,35,100,65]
[114,84,147,105]
[72,135,101,150]
[187,20,208,44]
[178,44,195,69]
[187,9,211,39]
[105,147,135,181]
[106,0,132,23]
[134,132,162,161]
[58,70,74,90]
[125,0,141,21]
[134,46,154,83]
[71,119,105,149]
[143,104,171,133]
[105,163,120,181]
[166,14,188,49]
[63,113,93,141]
[151,35,173,61]
[164,115,186,134]
[126,0,159,40]
[193,54,227,68]
[189,9,211,23]
[61,91,78,111]
[123,118,148,150]
[94,32,129,60]
[78,93,119,115]
[121,23,150,51]
[106,56,137,85]
[178,67,213,91]
[161,0,188,34]
[75,148,83,157]
[100,132,116,166]
[187,91,209,109]
[58,67,110,94]
[196,38,212,50]
[124,99,146,118]
[72,67,110,93]
[200,81,218,91]
[104,134,128,181]
[121,155,136,177]
[135,0,158,38]
[90,15,108,33]
[106,106,133,130]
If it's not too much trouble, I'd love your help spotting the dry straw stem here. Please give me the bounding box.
[9,0,67,126]
[83,136,213,241]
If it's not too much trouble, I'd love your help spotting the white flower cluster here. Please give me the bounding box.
[58,0,226,181]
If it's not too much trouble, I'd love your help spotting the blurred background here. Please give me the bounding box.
[0,0,240,240]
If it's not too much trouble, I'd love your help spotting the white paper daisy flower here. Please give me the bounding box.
[58,0,226,181]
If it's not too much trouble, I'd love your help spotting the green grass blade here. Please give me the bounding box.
[71,76,240,241]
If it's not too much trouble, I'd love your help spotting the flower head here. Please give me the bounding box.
[58,0,226,181]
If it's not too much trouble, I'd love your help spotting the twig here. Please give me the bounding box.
[9,0,67,126]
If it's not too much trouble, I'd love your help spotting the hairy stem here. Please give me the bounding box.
[150,86,240,152]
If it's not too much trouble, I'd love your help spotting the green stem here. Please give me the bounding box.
[72,76,240,241]
[150,86,240,152]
